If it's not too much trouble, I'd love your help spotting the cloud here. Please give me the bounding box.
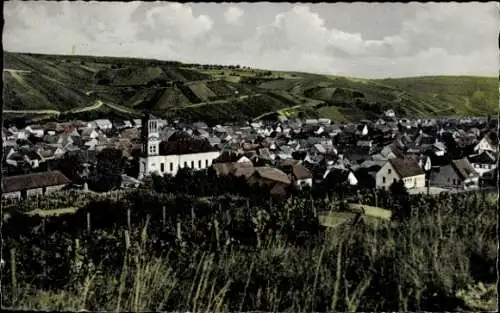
[254,5,410,57]
[224,6,244,26]
[3,2,213,60]
[3,2,498,78]
[143,3,213,41]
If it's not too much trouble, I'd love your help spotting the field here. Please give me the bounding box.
[1,187,497,312]
[3,51,498,126]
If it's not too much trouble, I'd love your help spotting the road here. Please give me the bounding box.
[3,69,33,74]
[104,101,137,115]
[69,100,104,114]
[3,69,33,85]
[253,94,325,121]
[178,93,263,109]
[5,99,138,117]
[3,109,61,115]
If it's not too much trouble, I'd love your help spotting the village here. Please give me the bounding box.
[1,108,498,200]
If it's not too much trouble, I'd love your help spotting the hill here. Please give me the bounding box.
[3,51,498,125]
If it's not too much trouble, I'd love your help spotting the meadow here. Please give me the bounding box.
[1,185,496,312]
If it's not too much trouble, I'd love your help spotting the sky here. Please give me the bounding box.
[3,1,499,78]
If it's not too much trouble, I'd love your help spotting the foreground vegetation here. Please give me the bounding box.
[4,51,498,126]
[2,182,496,311]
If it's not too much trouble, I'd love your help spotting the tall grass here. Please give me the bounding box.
[2,192,496,311]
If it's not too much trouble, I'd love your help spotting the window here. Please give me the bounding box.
[393,178,397,183]
[191,161,194,168]
[170,163,173,171]
[184,161,187,168]
[452,179,456,185]
[206,160,209,167]
[388,168,392,174]
[161,163,165,172]
[198,160,202,168]
[382,177,386,183]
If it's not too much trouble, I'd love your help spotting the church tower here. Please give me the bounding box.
[138,113,161,179]
[142,116,160,156]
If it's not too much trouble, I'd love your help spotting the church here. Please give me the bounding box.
[138,116,221,179]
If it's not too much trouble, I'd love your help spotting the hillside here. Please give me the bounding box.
[3,52,498,125]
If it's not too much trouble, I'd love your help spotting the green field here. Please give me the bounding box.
[3,51,498,124]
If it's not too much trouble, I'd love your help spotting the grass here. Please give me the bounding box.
[2,190,497,312]
[318,211,357,228]
[24,207,79,217]
[347,203,392,220]
[317,106,347,122]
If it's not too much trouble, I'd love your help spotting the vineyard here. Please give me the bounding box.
[1,187,497,312]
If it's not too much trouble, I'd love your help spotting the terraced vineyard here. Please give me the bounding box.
[3,51,498,125]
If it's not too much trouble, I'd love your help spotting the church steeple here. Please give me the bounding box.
[142,113,160,156]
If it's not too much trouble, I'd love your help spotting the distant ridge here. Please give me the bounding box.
[3,51,498,125]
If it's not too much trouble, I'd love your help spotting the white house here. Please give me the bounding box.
[25,125,45,138]
[430,158,479,190]
[138,118,221,179]
[132,119,142,128]
[385,109,395,118]
[318,118,331,125]
[376,158,425,190]
[80,128,99,139]
[93,119,113,131]
[474,132,498,154]
[468,151,497,177]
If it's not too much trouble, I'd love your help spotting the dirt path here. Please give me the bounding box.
[69,100,104,114]
[179,93,263,109]
[3,109,61,115]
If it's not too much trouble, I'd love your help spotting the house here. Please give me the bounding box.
[432,141,447,157]
[375,158,425,190]
[36,146,65,161]
[474,132,498,154]
[1,170,71,200]
[212,160,253,177]
[305,119,319,125]
[121,174,141,189]
[430,158,479,190]
[123,120,133,128]
[192,121,209,130]
[80,128,99,139]
[280,161,313,189]
[113,120,127,130]
[93,119,113,131]
[468,151,497,177]
[4,147,42,169]
[356,140,374,151]
[85,138,99,150]
[247,167,291,196]
[25,125,45,138]
[132,119,142,128]
[318,118,331,125]
[193,128,210,138]
[385,109,395,118]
